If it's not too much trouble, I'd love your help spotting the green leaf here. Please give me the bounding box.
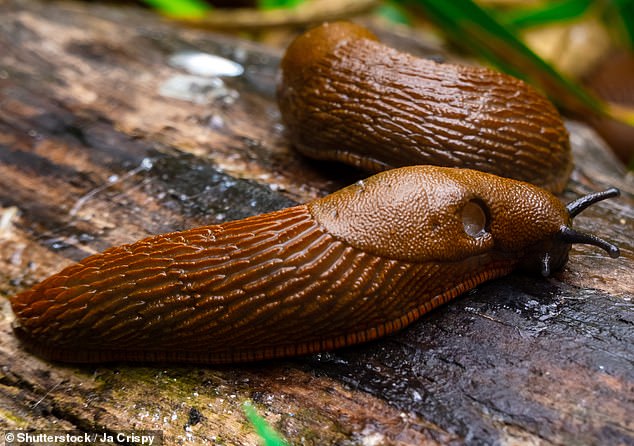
[243,402,288,446]
[142,0,210,18]
[378,1,413,26]
[611,0,634,49]
[257,0,306,10]
[493,0,593,30]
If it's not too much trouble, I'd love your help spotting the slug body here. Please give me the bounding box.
[277,22,572,193]
[12,166,617,364]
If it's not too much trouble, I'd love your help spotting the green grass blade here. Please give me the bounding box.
[243,402,288,446]
[492,0,593,30]
[142,0,210,18]
[257,0,306,10]
[611,0,634,49]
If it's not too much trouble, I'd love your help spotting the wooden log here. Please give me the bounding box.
[0,0,632,444]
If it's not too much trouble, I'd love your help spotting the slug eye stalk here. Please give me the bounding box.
[557,226,620,259]
[566,188,620,218]
[562,187,620,259]
[539,188,620,277]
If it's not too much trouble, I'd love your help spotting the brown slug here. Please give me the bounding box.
[11,166,619,364]
[277,22,572,193]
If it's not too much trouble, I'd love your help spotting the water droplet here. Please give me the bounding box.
[208,114,224,129]
[140,157,154,170]
[78,233,94,243]
[169,51,244,77]
[159,74,238,105]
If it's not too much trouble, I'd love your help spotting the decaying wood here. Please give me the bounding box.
[0,0,632,444]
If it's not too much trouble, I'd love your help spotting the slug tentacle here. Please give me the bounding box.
[559,188,621,259]
[529,188,621,276]
[557,226,620,258]
[566,187,620,217]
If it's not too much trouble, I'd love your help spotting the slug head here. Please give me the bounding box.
[522,188,620,276]
[308,166,619,276]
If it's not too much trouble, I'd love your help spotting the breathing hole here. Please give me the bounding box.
[462,199,489,238]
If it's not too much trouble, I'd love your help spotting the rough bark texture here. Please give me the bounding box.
[0,1,632,445]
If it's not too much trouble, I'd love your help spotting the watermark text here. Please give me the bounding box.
[3,430,162,445]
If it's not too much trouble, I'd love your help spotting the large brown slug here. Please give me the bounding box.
[277,22,572,193]
[11,167,619,364]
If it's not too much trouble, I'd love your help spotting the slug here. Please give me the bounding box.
[277,21,572,193]
[11,166,619,364]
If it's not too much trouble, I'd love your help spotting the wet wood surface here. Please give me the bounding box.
[1,0,633,444]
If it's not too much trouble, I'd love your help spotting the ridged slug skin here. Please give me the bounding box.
[277,21,573,193]
[12,166,571,364]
